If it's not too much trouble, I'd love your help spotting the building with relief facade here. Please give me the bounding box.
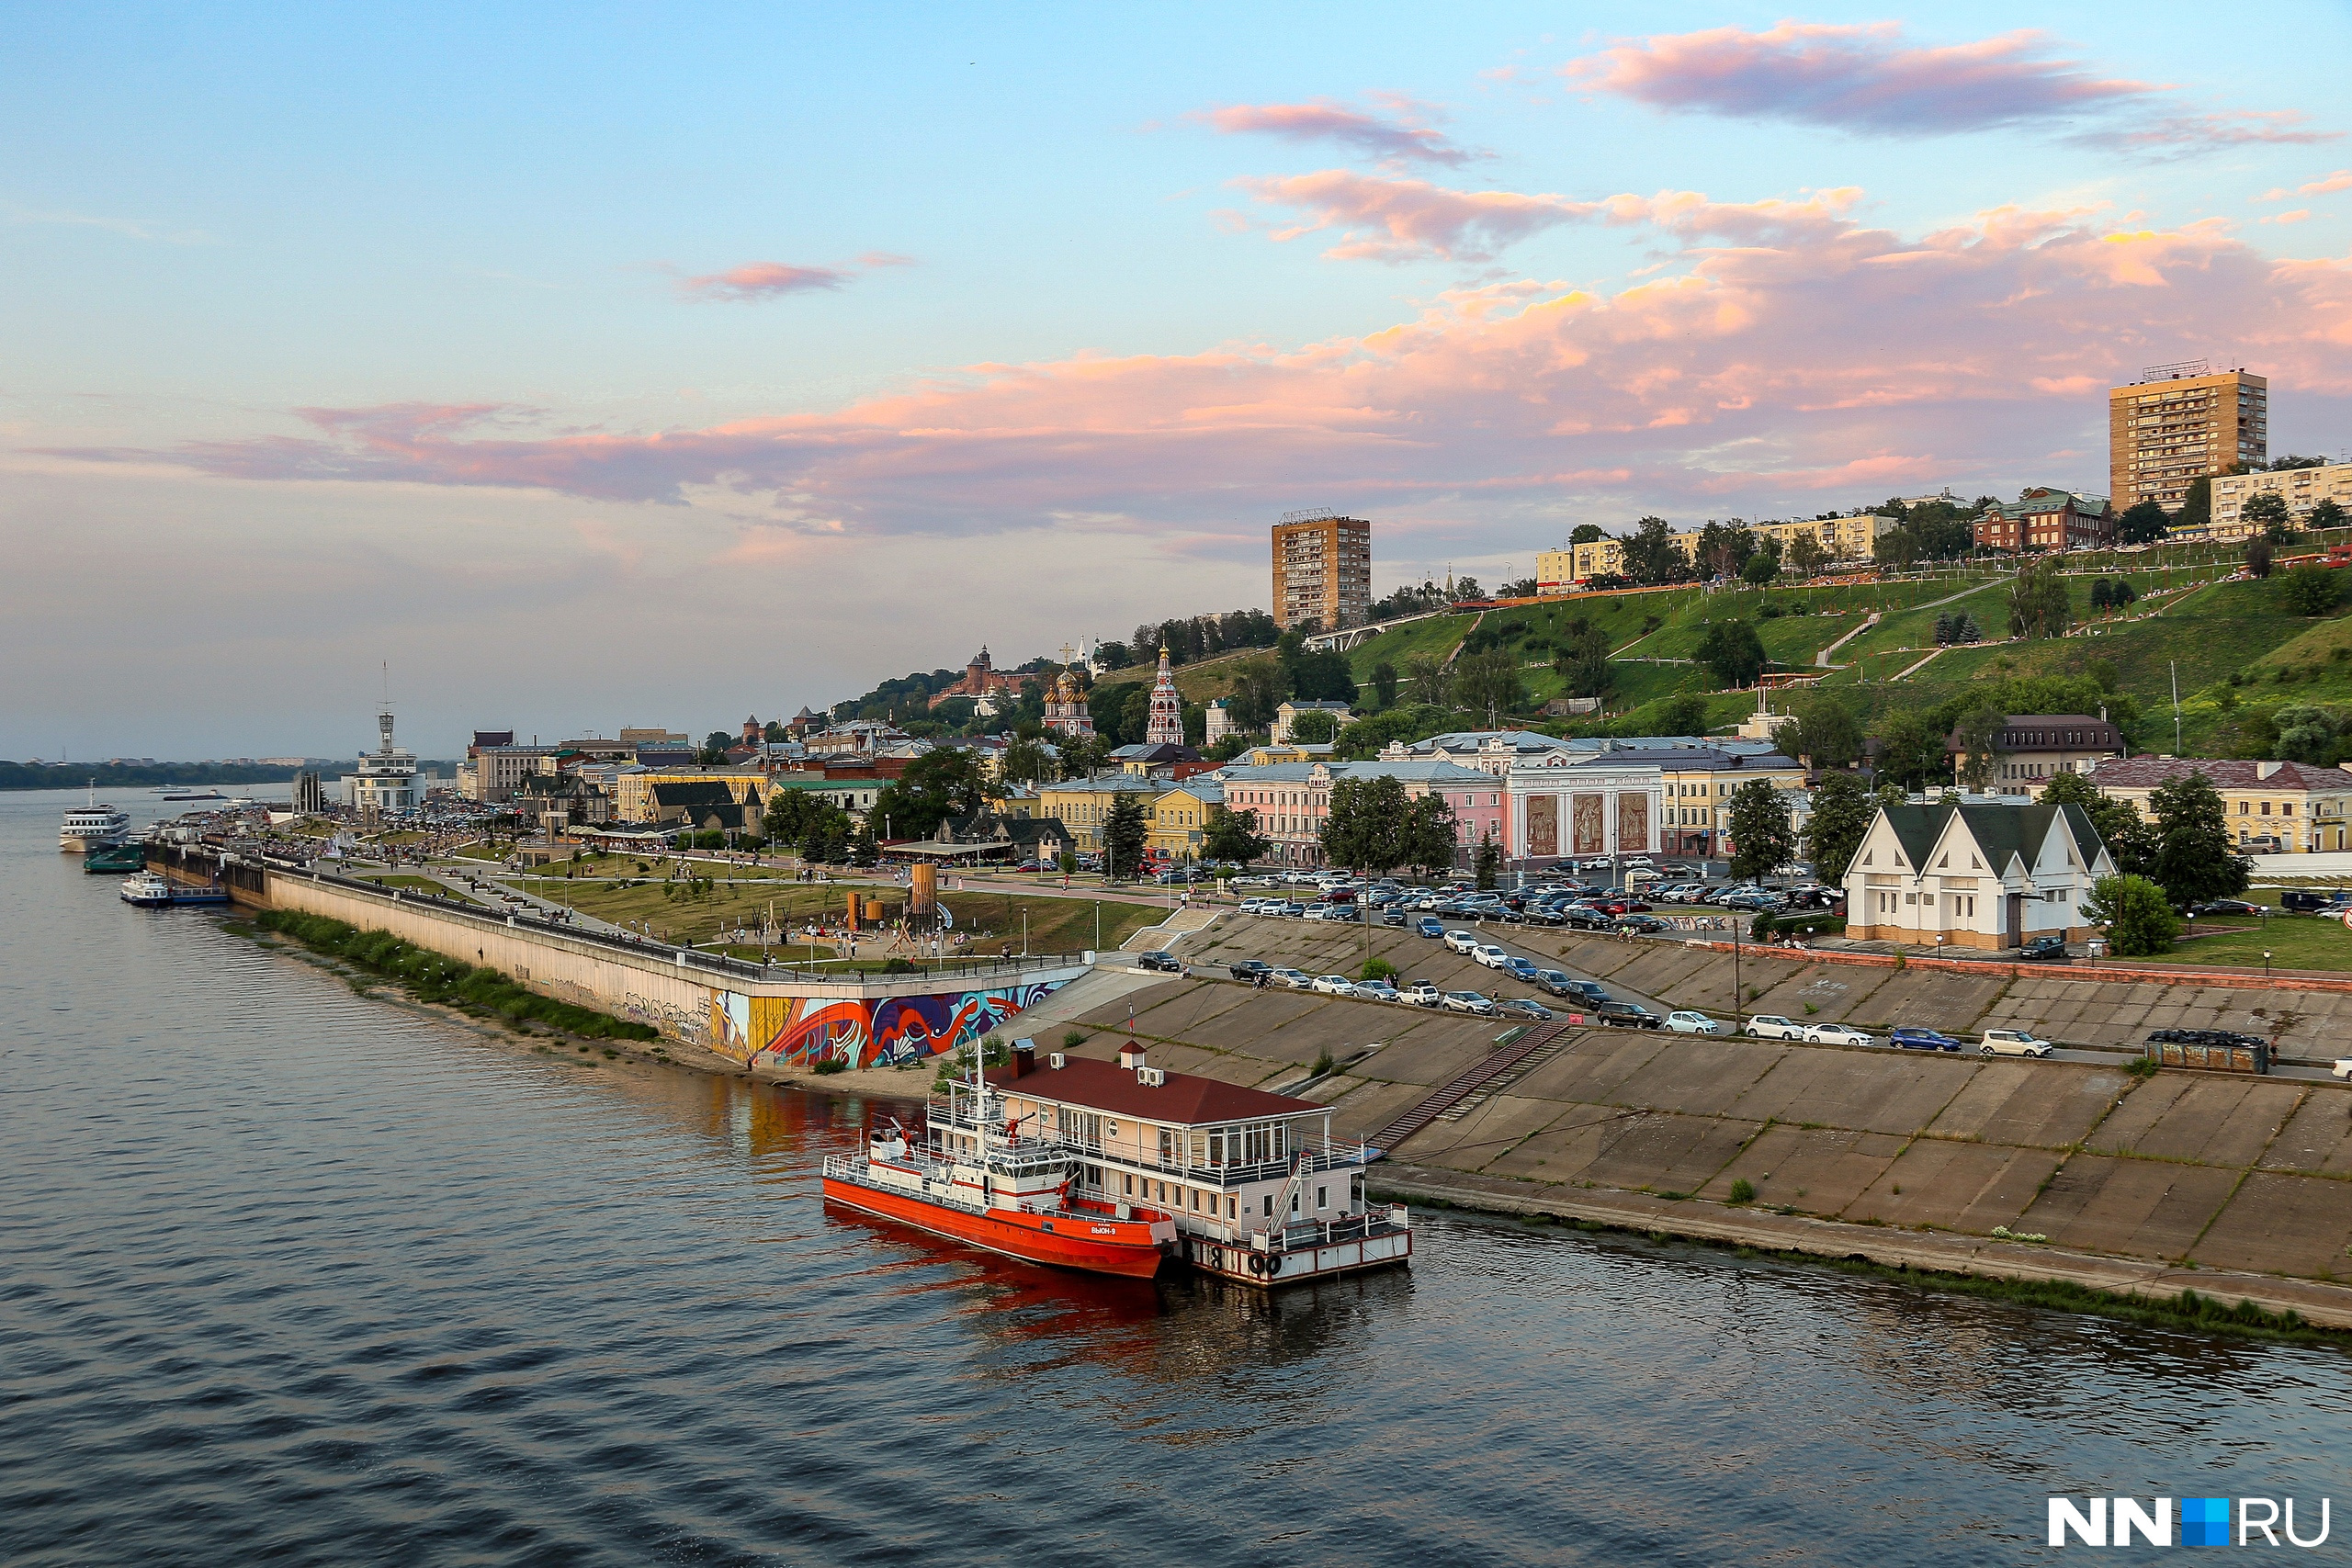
[1504,751,1663,867]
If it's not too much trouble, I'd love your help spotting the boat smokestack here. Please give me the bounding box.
[1012,1041,1035,1078]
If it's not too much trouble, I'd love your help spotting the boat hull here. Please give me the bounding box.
[822,1178,1171,1279]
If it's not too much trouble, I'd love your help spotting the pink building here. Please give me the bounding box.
[1216,761,1506,871]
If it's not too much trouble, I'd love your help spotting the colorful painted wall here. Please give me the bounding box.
[731,980,1067,1069]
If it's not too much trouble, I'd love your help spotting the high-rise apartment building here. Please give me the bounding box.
[2109,362,2267,513]
[1271,510,1371,631]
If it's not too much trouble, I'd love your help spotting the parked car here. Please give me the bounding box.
[1136,950,1182,973]
[2335,1057,2352,1080]
[1227,959,1272,982]
[1310,974,1356,996]
[1665,1010,1723,1034]
[1502,956,1541,982]
[1802,1021,1873,1046]
[2280,890,2350,914]
[1472,943,1510,969]
[1356,979,1401,1002]
[1596,1000,1662,1029]
[1977,1029,2054,1057]
[1380,908,1410,927]
[1495,998,1555,1020]
[1276,901,1308,918]
[1551,977,1611,1007]
[1615,915,1672,934]
[1272,968,1313,989]
[1744,1015,1807,1040]
[1416,916,1446,938]
[2014,935,2071,962]
[2190,898,2265,917]
[1892,1027,1966,1053]
[1442,929,1479,953]
[1400,982,1444,1008]
[1442,990,1497,1015]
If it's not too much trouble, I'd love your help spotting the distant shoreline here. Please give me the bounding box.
[1,763,458,792]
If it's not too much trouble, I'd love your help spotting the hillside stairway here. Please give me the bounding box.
[1366,1022,1570,1156]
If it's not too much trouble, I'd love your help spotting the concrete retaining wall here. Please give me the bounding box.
[250,864,1086,1067]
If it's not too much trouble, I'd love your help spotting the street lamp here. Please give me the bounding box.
[2264,949,2273,978]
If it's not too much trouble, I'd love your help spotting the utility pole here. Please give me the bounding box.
[2171,660,2182,755]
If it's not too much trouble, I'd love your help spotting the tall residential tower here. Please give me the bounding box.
[1271,510,1371,631]
[2109,362,2267,513]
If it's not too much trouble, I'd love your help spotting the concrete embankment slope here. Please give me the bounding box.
[1069,915,2352,1325]
[167,847,1090,1068]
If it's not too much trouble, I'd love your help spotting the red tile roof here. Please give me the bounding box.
[988,1051,1321,1126]
[2088,757,2352,791]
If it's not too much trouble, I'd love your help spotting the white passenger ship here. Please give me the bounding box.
[60,789,131,852]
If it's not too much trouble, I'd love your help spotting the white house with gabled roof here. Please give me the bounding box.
[1842,800,2114,950]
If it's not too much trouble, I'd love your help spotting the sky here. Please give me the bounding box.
[6,2,2352,760]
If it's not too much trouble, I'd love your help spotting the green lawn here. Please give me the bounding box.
[2137,888,2352,973]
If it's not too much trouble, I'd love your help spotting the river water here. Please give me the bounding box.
[4,786,2347,1565]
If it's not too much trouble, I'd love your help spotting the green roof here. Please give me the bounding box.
[1877,800,2103,873]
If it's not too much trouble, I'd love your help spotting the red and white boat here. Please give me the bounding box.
[821,1061,1177,1279]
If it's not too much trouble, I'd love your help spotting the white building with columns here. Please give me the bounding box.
[1506,751,1665,867]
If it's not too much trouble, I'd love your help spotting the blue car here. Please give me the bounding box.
[1415,916,1445,938]
[1892,1027,1964,1053]
[1503,956,1540,981]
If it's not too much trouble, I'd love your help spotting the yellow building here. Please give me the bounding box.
[2208,461,2352,540]
[1542,516,1893,589]
[2086,758,2352,853]
[1035,777,1179,853]
[615,766,765,823]
[1637,747,1810,856]
[1750,514,1896,561]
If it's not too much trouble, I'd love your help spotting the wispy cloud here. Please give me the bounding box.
[6,204,216,244]
[1190,95,1481,168]
[1562,22,2335,155]
[64,189,2352,538]
[673,251,912,302]
[2257,169,2352,202]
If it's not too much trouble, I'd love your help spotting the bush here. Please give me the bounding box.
[2281,564,2341,617]
[1359,956,1399,983]
[1751,912,1777,942]
[811,1057,848,1075]
[1312,1050,1336,1077]
[1728,1179,1757,1204]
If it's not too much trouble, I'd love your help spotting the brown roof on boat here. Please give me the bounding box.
[986,1049,1322,1125]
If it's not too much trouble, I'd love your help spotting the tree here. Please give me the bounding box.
[1803,772,1873,884]
[1498,578,1539,599]
[2007,558,2071,639]
[1452,649,1525,724]
[1474,828,1501,889]
[1403,651,1452,710]
[1227,658,1283,733]
[1655,692,1709,737]
[1283,647,1359,703]
[1202,805,1271,867]
[845,820,879,867]
[1569,523,1608,546]
[2243,491,2293,544]
[1623,515,1689,586]
[1000,736,1055,788]
[1370,660,1400,710]
[1724,779,1795,881]
[1784,534,1829,580]
[2176,475,2212,533]
[1287,709,1340,744]
[2114,498,2171,546]
[2281,564,2341,617]
[2080,874,2182,957]
[1951,704,2007,791]
[1695,619,1767,688]
[1872,708,1949,791]
[1320,775,1409,880]
[1696,519,1756,580]
[1451,577,1483,602]
[1553,618,1615,701]
[2245,536,2276,579]
[1401,792,1461,880]
[2149,770,2251,908]
[2311,499,2348,533]
[1102,792,1150,880]
[869,747,986,840]
[1740,550,1781,586]
[2089,578,2111,613]
[1786,693,1862,769]
[1873,525,1922,571]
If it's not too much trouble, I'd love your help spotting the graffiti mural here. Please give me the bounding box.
[732,979,1069,1069]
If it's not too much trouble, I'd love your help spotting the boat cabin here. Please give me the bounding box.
[977,1040,1409,1285]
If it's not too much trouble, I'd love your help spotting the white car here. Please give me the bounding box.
[1744,1015,1808,1040]
[1310,974,1356,996]
[1803,1022,1873,1047]
[1472,943,1510,969]
[1442,990,1496,1015]
[1666,1010,1723,1034]
[1442,929,1479,953]
[2335,1057,2352,1079]
[1623,855,1655,869]
[1240,897,1273,914]
[1978,1029,2054,1058]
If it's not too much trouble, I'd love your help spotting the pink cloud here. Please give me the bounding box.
[1236,171,1600,261]
[1191,96,1479,167]
[1563,22,2335,154]
[675,252,912,302]
[2268,209,2314,225]
[1564,23,2153,134]
[55,192,2352,539]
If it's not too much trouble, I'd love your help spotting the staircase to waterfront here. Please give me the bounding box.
[1366,1022,1570,1154]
